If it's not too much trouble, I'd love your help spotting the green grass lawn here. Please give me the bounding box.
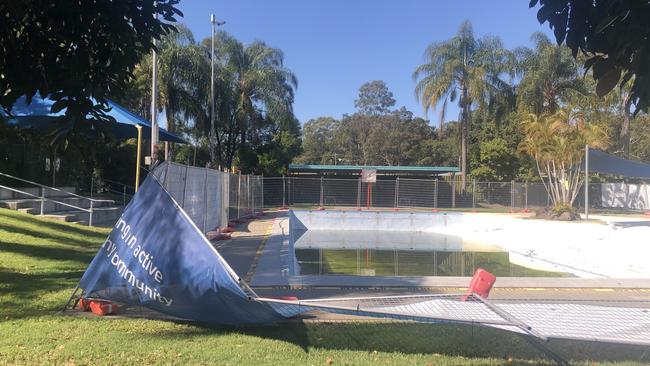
[0,208,647,365]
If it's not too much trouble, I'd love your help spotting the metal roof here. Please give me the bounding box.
[288,164,459,174]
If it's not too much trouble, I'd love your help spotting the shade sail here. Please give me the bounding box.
[587,149,650,178]
[2,95,186,143]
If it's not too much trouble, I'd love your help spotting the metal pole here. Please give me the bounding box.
[282,175,286,208]
[525,182,528,211]
[510,180,515,211]
[237,173,241,219]
[40,187,45,215]
[472,178,476,209]
[88,201,93,227]
[451,174,456,209]
[585,144,589,220]
[135,125,142,192]
[209,14,216,165]
[434,179,438,209]
[319,176,324,208]
[394,177,399,210]
[202,168,208,233]
[151,18,159,164]
[357,176,361,209]
[209,14,225,167]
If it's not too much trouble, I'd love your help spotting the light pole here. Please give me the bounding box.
[209,14,225,167]
[151,12,159,164]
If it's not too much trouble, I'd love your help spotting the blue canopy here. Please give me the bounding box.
[587,148,650,179]
[2,95,186,143]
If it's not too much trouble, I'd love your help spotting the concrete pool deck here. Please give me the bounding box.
[243,210,650,289]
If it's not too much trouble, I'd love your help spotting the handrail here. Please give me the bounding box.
[0,171,112,203]
[102,178,135,191]
[0,184,91,213]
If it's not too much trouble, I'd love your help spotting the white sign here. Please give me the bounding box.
[361,169,377,183]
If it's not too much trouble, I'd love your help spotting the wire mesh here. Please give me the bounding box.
[152,162,262,232]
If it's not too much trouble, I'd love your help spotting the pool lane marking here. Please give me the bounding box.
[243,217,276,284]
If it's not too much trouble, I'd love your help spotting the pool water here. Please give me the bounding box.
[291,229,566,277]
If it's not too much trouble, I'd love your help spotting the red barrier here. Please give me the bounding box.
[462,268,496,301]
[89,300,119,316]
[77,298,91,311]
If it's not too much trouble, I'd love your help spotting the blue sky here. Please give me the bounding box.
[177,0,551,125]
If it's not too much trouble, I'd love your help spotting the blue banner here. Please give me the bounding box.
[79,175,284,325]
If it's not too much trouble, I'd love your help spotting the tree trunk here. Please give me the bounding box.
[459,86,469,189]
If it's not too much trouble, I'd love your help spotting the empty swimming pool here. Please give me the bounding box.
[291,230,563,277]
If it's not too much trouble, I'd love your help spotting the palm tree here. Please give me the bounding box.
[413,20,513,182]
[212,33,297,168]
[515,33,584,115]
[519,106,608,211]
[117,24,209,160]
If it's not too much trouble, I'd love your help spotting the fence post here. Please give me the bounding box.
[202,168,208,233]
[433,179,438,210]
[451,174,456,209]
[510,180,515,212]
[395,177,399,210]
[88,200,93,227]
[472,178,476,210]
[237,173,241,219]
[40,187,45,215]
[90,175,94,198]
[319,176,324,209]
[282,175,287,209]
[357,176,361,210]
[525,182,528,212]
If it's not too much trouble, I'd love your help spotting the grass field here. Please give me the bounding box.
[0,208,648,365]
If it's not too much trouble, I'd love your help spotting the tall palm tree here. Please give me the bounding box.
[515,33,584,115]
[215,34,297,145]
[116,24,209,159]
[413,20,513,182]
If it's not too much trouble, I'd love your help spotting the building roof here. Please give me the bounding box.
[288,164,459,175]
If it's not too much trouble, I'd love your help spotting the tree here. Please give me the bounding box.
[0,0,181,123]
[470,138,519,182]
[530,0,650,113]
[413,20,514,182]
[354,80,396,115]
[215,32,298,166]
[116,24,209,160]
[297,117,340,164]
[519,107,608,213]
[515,33,584,115]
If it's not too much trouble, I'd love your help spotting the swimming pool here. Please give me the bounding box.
[249,209,649,287]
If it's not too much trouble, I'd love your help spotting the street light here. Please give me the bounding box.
[209,14,226,167]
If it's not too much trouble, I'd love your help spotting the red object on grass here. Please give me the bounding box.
[77,298,91,311]
[89,300,119,316]
[431,209,439,213]
[462,268,496,301]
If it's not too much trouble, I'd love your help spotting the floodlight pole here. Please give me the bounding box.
[151,12,159,163]
[584,144,589,220]
[210,14,226,167]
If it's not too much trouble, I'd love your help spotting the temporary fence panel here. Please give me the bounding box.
[152,162,262,233]
[262,176,650,214]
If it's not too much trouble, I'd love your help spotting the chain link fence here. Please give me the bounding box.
[263,177,650,214]
[152,161,263,233]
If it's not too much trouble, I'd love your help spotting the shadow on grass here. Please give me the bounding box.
[0,240,95,264]
[0,209,110,239]
[146,318,650,364]
[0,222,104,248]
